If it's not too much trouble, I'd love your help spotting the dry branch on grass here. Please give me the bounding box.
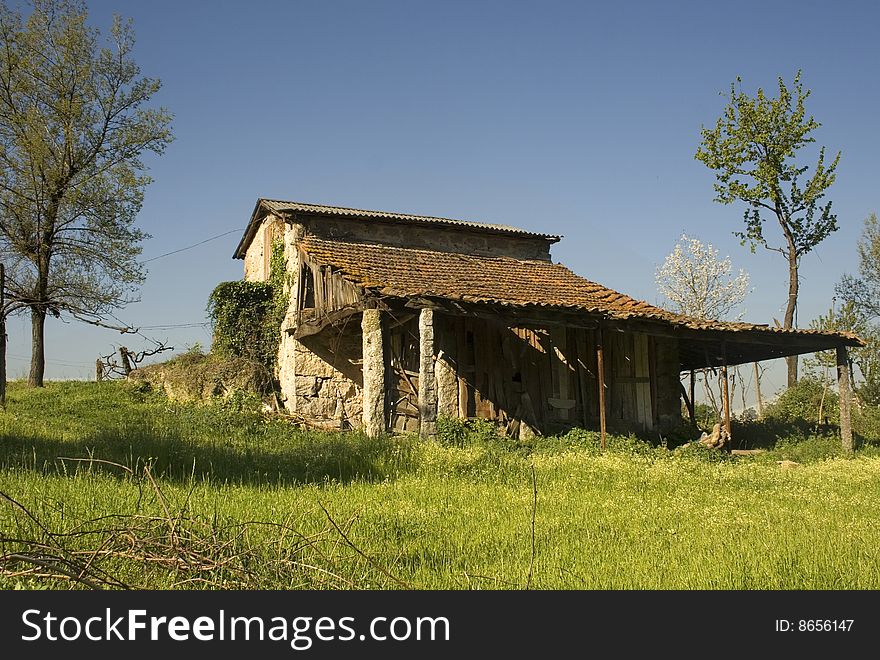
[0,461,409,590]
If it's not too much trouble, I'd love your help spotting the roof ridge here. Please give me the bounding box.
[261,198,561,240]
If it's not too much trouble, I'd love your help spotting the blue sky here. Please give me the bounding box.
[8,0,879,402]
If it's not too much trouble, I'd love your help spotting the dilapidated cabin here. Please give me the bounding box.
[234,198,862,445]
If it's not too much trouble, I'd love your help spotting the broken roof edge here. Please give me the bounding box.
[233,198,562,259]
[295,235,865,351]
[393,293,865,349]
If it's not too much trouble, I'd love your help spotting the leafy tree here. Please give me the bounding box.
[0,0,173,386]
[831,214,880,405]
[695,72,840,388]
[804,301,880,406]
[836,213,880,321]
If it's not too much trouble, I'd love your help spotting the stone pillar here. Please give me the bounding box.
[418,308,438,439]
[435,350,459,419]
[837,346,853,453]
[361,309,386,438]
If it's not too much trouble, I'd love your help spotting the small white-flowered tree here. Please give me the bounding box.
[656,234,750,321]
[656,234,752,424]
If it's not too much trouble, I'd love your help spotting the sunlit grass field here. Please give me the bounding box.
[1,381,878,589]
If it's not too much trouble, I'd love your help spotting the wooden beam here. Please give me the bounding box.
[292,304,363,339]
[753,362,764,419]
[597,326,607,450]
[680,381,695,425]
[837,346,854,453]
[721,364,731,449]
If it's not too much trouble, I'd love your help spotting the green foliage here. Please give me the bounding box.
[692,402,719,429]
[435,416,506,448]
[695,72,840,258]
[833,213,880,405]
[854,406,880,444]
[207,280,276,366]
[769,433,848,463]
[0,0,173,384]
[207,240,289,371]
[764,378,839,425]
[695,72,840,385]
[805,300,880,406]
[435,416,470,447]
[2,381,880,589]
[268,239,290,328]
[837,213,880,320]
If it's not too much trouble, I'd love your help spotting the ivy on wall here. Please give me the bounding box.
[207,240,290,370]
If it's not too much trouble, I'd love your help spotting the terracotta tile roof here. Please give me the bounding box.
[299,236,862,345]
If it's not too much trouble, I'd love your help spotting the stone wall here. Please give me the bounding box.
[243,215,365,429]
[280,329,364,429]
[304,215,553,261]
[243,214,284,281]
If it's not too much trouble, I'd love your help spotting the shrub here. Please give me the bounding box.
[854,405,880,443]
[436,416,470,447]
[207,240,289,370]
[764,378,839,425]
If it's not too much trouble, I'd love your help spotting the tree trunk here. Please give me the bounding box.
[29,308,47,387]
[0,264,5,408]
[753,362,763,419]
[784,246,799,388]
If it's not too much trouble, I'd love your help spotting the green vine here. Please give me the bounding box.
[207,239,289,371]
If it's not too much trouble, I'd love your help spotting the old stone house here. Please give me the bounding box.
[234,198,861,443]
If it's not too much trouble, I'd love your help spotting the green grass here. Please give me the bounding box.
[1,381,879,590]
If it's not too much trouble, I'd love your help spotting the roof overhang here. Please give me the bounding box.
[374,294,863,371]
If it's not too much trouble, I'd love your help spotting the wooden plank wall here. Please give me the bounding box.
[428,314,657,435]
[299,255,362,320]
[606,330,653,432]
[386,316,421,433]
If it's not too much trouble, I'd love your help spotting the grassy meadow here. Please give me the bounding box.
[1,380,879,590]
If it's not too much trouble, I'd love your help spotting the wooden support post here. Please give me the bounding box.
[596,326,607,451]
[95,359,104,382]
[418,308,438,439]
[837,346,853,453]
[753,362,763,419]
[575,330,590,428]
[689,369,696,423]
[119,347,132,375]
[361,309,386,438]
[680,381,695,425]
[721,364,731,449]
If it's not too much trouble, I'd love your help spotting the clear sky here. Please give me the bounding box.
[8,0,879,404]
